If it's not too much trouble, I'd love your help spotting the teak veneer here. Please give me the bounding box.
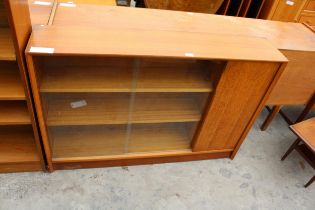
[25,12,287,170]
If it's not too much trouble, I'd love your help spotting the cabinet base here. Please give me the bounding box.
[52,150,232,171]
[0,162,43,173]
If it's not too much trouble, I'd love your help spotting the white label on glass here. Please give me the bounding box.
[70,100,87,109]
[185,52,195,57]
[30,47,54,54]
[286,0,294,6]
[59,2,77,7]
[33,1,52,6]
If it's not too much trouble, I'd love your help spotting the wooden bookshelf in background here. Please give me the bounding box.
[0,0,45,172]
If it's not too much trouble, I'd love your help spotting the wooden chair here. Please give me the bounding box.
[261,93,315,131]
[281,117,315,188]
[144,0,224,13]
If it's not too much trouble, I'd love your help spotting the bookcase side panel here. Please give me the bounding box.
[193,61,283,154]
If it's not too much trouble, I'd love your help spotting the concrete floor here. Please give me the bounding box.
[0,107,314,210]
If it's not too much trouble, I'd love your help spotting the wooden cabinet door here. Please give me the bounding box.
[271,0,307,21]
[304,0,315,11]
[193,61,284,156]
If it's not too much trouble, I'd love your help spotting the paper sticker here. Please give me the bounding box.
[33,1,52,6]
[185,53,195,57]
[286,0,294,6]
[70,100,87,109]
[59,2,77,7]
[29,47,54,54]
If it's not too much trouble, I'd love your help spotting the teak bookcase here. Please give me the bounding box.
[25,24,287,171]
[0,0,44,172]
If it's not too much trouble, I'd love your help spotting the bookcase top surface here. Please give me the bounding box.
[26,25,287,62]
[50,4,315,52]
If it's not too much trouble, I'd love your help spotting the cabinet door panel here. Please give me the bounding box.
[193,61,281,152]
[304,0,315,11]
[271,0,306,21]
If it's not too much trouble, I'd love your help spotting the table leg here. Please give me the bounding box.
[304,175,315,188]
[281,138,301,161]
[295,94,315,123]
[261,105,282,131]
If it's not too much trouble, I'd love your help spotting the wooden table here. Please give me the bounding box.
[281,117,315,187]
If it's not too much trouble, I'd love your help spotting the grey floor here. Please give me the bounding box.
[0,107,314,210]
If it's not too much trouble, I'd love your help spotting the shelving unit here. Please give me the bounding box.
[0,62,25,100]
[0,0,44,172]
[0,101,31,125]
[26,10,287,170]
[0,28,15,60]
[0,126,39,164]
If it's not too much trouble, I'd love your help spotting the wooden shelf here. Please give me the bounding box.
[0,101,31,125]
[45,93,205,126]
[0,2,9,27]
[128,123,193,153]
[51,123,192,159]
[0,126,40,163]
[40,60,213,93]
[0,61,25,100]
[0,28,16,61]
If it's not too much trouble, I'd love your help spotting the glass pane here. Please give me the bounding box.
[125,58,216,153]
[37,56,134,159]
[36,55,223,159]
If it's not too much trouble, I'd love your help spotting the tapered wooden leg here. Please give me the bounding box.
[295,94,315,123]
[305,176,315,188]
[261,105,282,131]
[281,138,301,161]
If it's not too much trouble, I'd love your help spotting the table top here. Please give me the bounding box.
[290,117,315,152]
[50,4,315,52]
[26,24,287,62]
